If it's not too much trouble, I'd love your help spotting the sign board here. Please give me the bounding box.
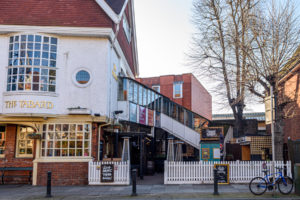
[139,106,146,125]
[100,164,114,183]
[214,164,229,184]
[213,148,220,159]
[148,109,154,126]
[201,127,223,141]
[155,112,161,128]
[265,96,274,125]
[202,148,210,160]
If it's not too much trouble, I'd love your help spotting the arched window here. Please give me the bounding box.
[7,34,57,92]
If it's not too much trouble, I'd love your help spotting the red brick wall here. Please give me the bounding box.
[191,75,212,120]
[0,0,113,28]
[136,73,212,119]
[37,162,88,186]
[0,125,35,184]
[117,0,136,76]
[279,65,300,142]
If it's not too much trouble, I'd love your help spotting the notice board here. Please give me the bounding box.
[101,164,114,183]
[214,164,229,184]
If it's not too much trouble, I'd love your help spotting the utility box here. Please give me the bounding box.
[295,164,300,195]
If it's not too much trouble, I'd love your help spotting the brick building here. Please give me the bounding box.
[278,48,300,160]
[136,74,212,120]
[0,0,138,186]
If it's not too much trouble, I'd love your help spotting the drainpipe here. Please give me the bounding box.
[98,123,111,161]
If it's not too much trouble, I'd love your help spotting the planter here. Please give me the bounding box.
[27,133,41,139]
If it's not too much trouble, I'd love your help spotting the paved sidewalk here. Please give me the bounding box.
[0,184,299,200]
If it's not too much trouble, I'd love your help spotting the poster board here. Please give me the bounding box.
[214,164,229,184]
[202,148,210,160]
[201,127,223,141]
[101,164,114,183]
[213,148,220,159]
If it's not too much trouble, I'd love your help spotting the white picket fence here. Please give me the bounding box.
[164,160,292,184]
[88,161,130,185]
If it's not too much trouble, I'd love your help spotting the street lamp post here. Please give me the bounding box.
[270,84,276,196]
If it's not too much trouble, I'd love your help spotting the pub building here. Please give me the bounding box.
[0,0,211,186]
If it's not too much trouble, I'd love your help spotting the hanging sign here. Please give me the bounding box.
[214,164,229,184]
[201,127,223,141]
[101,164,114,183]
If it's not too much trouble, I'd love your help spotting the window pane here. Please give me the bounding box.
[138,85,143,105]
[28,35,34,42]
[34,43,41,50]
[21,35,26,42]
[51,38,57,44]
[76,70,90,84]
[133,83,138,103]
[35,35,41,42]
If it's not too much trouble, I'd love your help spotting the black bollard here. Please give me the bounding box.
[131,169,137,196]
[213,168,219,195]
[46,171,52,198]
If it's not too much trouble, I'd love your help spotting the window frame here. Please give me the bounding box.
[152,85,160,93]
[41,123,92,158]
[122,15,131,43]
[173,82,183,98]
[16,126,34,158]
[72,68,92,88]
[7,34,58,93]
[0,126,6,158]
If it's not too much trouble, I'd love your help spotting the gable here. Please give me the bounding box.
[0,0,113,27]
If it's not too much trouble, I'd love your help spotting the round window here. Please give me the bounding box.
[76,70,90,85]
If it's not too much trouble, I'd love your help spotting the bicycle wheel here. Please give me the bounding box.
[249,177,267,195]
[278,176,293,194]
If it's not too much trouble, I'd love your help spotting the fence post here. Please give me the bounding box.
[131,169,137,196]
[213,168,219,195]
[46,171,52,198]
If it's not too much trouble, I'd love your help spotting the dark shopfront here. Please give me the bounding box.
[101,122,162,179]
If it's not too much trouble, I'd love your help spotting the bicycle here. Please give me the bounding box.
[249,167,293,195]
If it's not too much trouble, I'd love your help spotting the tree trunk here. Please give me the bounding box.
[233,104,244,138]
[274,91,284,161]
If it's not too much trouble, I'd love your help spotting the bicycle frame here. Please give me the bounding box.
[260,171,287,187]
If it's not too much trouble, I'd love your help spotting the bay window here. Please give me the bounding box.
[7,34,57,92]
[41,124,91,157]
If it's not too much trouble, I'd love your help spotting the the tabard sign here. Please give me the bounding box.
[101,164,114,183]
[214,164,229,184]
[4,100,54,109]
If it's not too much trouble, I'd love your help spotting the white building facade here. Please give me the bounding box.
[0,0,138,186]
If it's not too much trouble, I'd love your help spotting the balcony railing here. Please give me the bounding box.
[118,77,209,133]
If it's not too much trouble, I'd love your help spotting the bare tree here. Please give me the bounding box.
[242,0,300,160]
[190,0,257,137]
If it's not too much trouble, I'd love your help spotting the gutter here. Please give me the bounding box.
[98,123,111,161]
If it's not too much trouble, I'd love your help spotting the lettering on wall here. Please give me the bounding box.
[5,101,54,109]
[112,64,118,81]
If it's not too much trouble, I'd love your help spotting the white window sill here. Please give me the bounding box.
[173,96,183,99]
[3,91,59,97]
[33,157,93,163]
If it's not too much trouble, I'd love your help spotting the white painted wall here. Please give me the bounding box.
[0,33,126,118]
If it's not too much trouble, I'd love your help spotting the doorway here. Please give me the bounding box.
[241,145,251,161]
